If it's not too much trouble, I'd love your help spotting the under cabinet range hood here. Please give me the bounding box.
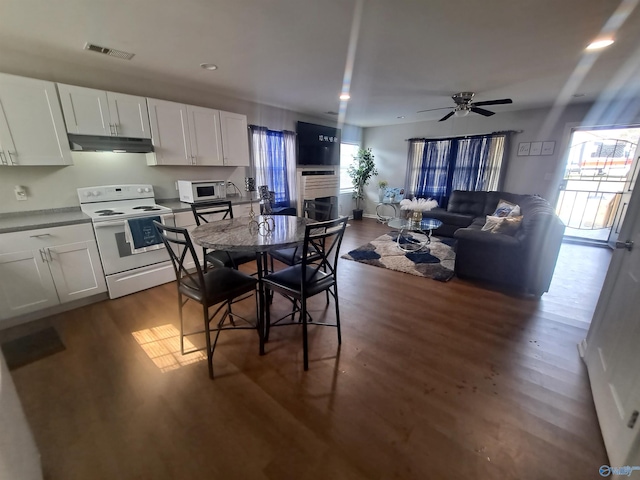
[68,134,154,153]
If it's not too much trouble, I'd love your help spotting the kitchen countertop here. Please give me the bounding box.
[0,208,91,234]
[0,197,256,234]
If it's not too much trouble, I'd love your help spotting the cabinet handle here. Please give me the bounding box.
[7,151,16,165]
[46,248,53,262]
[191,155,196,165]
[29,233,52,238]
[39,249,47,262]
[0,152,6,165]
[114,124,119,136]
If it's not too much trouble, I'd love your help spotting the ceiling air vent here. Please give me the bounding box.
[84,43,135,60]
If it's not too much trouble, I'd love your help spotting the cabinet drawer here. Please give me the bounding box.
[0,223,95,254]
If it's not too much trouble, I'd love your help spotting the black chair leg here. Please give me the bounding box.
[265,287,271,343]
[333,285,342,344]
[302,297,309,371]
[203,304,214,379]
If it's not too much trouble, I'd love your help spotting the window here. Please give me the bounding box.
[340,143,360,193]
[249,126,296,207]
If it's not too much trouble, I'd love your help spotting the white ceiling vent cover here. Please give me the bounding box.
[83,43,135,60]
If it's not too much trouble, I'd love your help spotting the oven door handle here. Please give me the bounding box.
[92,214,173,229]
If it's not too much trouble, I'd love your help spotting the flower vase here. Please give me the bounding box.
[379,189,386,202]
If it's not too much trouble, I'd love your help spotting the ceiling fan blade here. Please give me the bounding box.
[471,106,495,117]
[439,111,455,122]
[416,107,453,113]
[473,98,513,107]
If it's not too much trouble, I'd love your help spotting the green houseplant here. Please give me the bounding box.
[347,148,378,220]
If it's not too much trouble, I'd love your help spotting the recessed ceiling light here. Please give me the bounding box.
[586,39,614,50]
[573,93,586,98]
[397,116,405,119]
[200,63,218,70]
[339,93,350,101]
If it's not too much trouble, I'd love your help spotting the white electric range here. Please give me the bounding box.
[78,184,176,299]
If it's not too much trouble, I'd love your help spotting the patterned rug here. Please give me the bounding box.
[342,231,456,281]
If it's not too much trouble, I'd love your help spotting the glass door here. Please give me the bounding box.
[555,126,640,244]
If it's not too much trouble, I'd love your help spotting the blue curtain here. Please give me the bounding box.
[250,126,291,207]
[406,133,507,207]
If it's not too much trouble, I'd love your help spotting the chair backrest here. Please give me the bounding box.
[303,198,336,221]
[191,200,234,226]
[153,221,206,297]
[301,216,348,290]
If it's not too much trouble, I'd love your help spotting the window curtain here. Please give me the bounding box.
[405,132,510,207]
[250,126,296,207]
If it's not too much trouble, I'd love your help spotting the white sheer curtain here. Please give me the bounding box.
[251,126,269,188]
[283,131,297,211]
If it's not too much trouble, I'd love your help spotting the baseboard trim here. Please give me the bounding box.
[0,293,109,331]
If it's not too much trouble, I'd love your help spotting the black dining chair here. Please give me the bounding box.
[262,216,348,370]
[269,198,335,269]
[153,221,260,379]
[190,200,256,272]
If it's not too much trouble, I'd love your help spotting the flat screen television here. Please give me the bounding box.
[297,121,341,166]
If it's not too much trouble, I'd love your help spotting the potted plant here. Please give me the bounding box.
[377,180,388,202]
[347,148,378,220]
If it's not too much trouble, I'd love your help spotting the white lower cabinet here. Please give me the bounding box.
[0,224,107,322]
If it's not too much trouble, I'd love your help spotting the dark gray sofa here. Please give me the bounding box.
[426,190,565,297]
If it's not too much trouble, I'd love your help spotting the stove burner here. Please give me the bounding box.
[132,206,161,211]
[95,209,115,214]
[98,211,124,216]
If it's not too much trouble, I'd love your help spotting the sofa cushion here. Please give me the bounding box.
[427,208,475,228]
[454,227,521,248]
[446,191,487,217]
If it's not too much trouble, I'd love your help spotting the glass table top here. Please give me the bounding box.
[387,217,443,231]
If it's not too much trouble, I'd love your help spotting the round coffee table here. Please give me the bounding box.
[387,217,443,252]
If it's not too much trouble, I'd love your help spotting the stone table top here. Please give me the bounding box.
[191,215,316,252]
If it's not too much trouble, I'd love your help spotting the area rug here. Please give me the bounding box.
[1,327,66,370]
[342,231,456,281]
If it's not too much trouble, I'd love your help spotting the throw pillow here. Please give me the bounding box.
[481,215,503,232]
[493,216,523,235]
[492,199,521,218]
[481,215,523,235]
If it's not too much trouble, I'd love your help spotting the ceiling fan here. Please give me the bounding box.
[417,92,513,121]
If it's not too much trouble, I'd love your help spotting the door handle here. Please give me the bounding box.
[615,240,634,251]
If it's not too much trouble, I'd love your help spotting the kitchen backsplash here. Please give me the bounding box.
[0,152,248,213]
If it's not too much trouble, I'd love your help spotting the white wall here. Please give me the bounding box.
[0,49,362,213]
[361,102,640,216]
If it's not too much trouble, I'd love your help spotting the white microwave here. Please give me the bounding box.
[177,180,227,203]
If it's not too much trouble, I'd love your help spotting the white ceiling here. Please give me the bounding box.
[1,0,639,127]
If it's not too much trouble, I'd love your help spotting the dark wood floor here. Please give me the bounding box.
[4,218,612,480]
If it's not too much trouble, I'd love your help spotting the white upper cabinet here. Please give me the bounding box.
[147,98,248,167]
[57,84,151,139]
[147,98,191,165]
[0,73,72,166]
[187,105,224,166]
[220,110,250,167]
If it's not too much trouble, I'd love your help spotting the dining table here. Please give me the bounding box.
[191,214,317,354]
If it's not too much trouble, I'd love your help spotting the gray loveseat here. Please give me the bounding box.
[426,190,565,297]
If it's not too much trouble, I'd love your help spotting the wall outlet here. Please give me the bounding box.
[14,185,27,201]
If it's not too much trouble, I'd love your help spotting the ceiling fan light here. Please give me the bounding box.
[454,108,470,117]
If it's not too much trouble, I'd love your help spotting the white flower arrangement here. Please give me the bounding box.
[400,197,438,211]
